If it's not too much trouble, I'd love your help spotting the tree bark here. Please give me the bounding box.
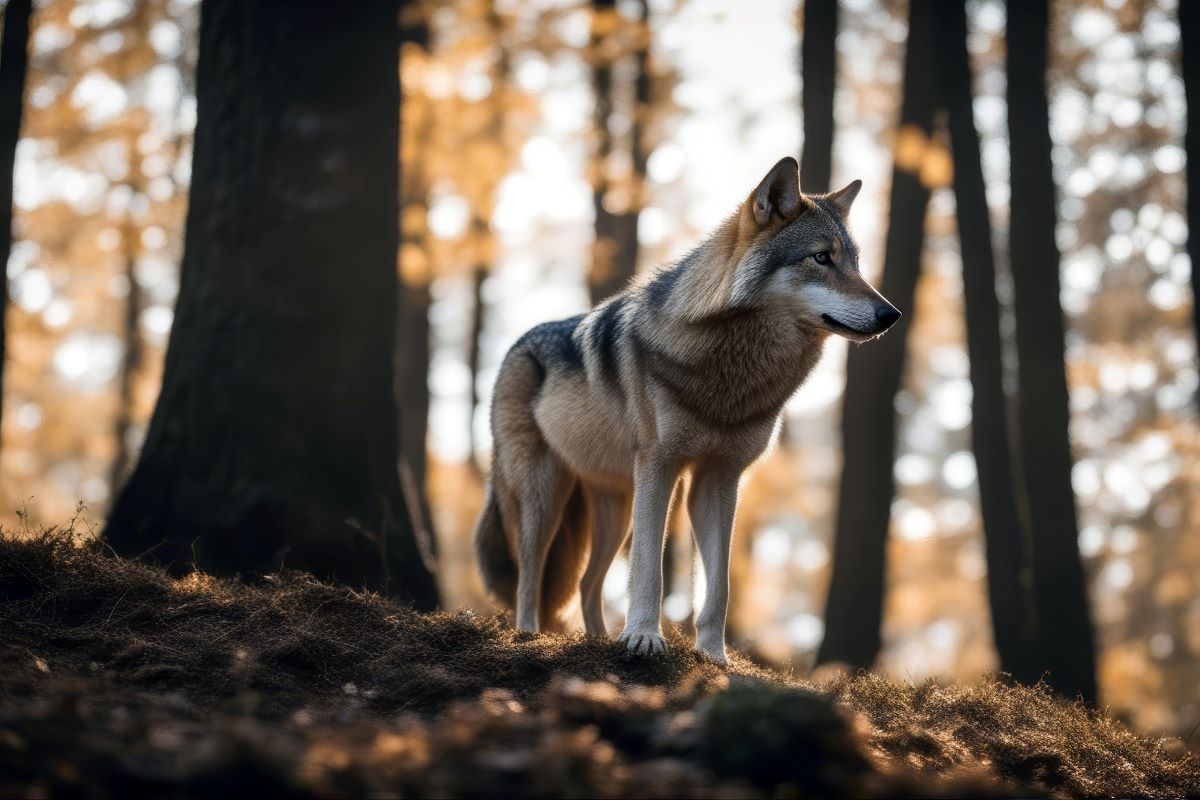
[817,0,936,668]
[1182,0,1200,408]
[0,0,32,451]
[106,0,439,609]
[1005,0,1096,703]
[589,0,649,306]
[800,0,837,194]
[933,0,1039,685]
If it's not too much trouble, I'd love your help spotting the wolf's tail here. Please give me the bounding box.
[474,479,517,606]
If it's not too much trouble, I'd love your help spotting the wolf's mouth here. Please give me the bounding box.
[821,314,871,336]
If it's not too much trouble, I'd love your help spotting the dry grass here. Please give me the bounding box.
[1,529,1196,798]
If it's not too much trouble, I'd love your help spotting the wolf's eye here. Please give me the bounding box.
[812,251,832,266]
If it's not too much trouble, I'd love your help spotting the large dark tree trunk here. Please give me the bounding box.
[106,0,439,609]
[818,0,936,668]
[0,0,32,449]
[1006,0,1096,703]
[800,0,837,194]
[588,0,648,306]
[934,0,1039,685]
[1183,0,1200,405]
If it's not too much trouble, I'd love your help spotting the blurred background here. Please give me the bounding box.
[0,0,1196,743]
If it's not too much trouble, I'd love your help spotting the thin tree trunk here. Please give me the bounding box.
[817,0,937,668]
[1182,0,1200,406]
[0,0,32,449]
[466,264,486,472]
[934,0,1039,685]
[589,0,648,306]
[800,0,837,194]
[465,5,510,473]
[111,191,143,493]
[397,6,437,555]
[106,0,438,609]
[397,278,435,550]
[112,5,153,495]
[1005,0,1096,703]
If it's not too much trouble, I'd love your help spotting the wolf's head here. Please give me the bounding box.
[722,157,900,342]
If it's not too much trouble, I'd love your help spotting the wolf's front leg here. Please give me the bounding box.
[618,455,678,655]
[688,466,740,665]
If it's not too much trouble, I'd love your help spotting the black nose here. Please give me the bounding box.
[875,305,902,329]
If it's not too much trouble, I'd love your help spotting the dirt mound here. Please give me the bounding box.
[1,530,1196,798]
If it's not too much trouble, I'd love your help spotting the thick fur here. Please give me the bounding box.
[475,156,899,663]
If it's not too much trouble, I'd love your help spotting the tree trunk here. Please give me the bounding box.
[106,0,439,609]
[800,0,837,194]
[1005,0,1096,703]
[396,277,435,554]
[934,0,1039,685]
[397,7,437,555]
[1182,0,1200,407]
[0,0,32,450]
[589,0,648,306]
[111,188,143,494]
[817,0,936,668]
[466,264,486,472]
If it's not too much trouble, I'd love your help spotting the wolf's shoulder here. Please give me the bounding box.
[508,313,586,370]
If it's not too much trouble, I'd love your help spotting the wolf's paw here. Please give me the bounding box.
[694,643,728,666]
[619,629,668,656]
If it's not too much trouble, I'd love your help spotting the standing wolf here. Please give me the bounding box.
[475,157,900,663]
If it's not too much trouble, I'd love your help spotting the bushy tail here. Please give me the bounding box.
[475,480,517,606]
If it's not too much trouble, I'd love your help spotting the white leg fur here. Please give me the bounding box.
[580,488,630,637]
[688,466,740,664]
[618,455,679,654]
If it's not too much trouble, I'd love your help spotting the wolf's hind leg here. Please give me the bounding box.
[688,465,740,665]
[580,487,631,637]
[514,454,575,632]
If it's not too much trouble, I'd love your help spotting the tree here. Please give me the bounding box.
[1182,0,1200,404]
[818,0,937,668]
[105,0,439,609]
[0,0,32,452]
[799,0,837,194]
[1006,0,1096,703]
[588,0,650,305]
[933,0,1038,686]
[397,3,437,552]
[111,1,159,495]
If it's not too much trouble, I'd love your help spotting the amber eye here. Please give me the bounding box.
[813,251,832,266]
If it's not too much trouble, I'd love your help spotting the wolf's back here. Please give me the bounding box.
[474,479,517,606]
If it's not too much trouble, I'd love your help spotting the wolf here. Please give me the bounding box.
[474,156,900,664]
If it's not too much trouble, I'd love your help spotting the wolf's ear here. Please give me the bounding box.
[826,179,862,217]
[751,157,802,225]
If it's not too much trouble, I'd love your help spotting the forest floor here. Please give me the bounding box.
[0,528,1197,799]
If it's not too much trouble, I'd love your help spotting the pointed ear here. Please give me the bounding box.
[751,157,802,225]
[826,179,862,217]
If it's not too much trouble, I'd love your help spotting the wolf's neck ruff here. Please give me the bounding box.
[624,305,826,430]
